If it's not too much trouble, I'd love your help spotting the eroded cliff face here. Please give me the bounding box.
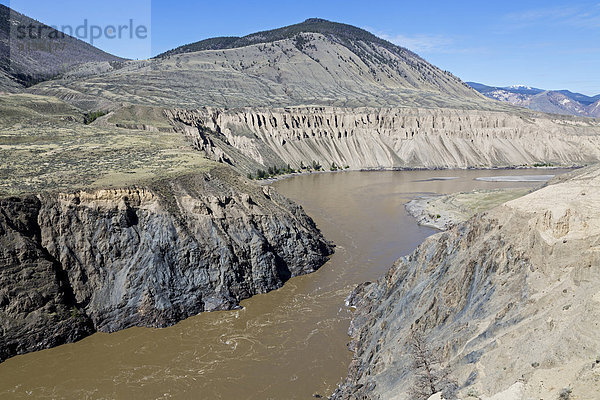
[0,196,94,361]
[0,167,332,362]
[333,166,600,400]
[166,107,600,171]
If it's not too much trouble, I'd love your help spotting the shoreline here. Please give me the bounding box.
[332,164,600,400]
[405,187,534,230]
[259,164,583,185]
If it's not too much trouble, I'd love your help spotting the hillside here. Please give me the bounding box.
[0,92,333,362]
[334,165,600,400]
[0,94,211,196]
[468,82,600,117]
[0,4,122,89]
[9,16,600,173]
[29,19,487,110]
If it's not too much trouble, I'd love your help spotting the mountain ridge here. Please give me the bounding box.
[468,81,600,117]
[29,18,486,110]
[156,18,419,60]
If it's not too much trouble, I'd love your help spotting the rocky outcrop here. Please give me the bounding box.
[0,196,94,361]
[333,165,600,399]
[167,107,600,171]
[0,167,332,362]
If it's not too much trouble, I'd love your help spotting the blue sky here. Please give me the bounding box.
[4,0,600,95]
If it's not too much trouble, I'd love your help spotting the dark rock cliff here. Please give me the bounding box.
[0,167,332,362]
[0,195,94,361]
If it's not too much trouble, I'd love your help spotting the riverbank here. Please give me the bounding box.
[405,187,532,230]
[257,165,579,186]
[0,168,566,399]
[0,165,333,362]
[333,165,600,400]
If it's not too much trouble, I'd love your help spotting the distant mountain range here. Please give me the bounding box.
[467,82,600,117]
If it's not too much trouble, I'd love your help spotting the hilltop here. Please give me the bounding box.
[157,18,425,59]
[29,18,485,110]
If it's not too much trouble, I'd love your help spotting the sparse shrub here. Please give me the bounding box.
[250,164,296,180]
[558,387,572,400]
[84,110,107,125]
[408,330,457,400]
[293,34,308,51]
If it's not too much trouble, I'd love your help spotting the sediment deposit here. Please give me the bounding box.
[166,107,600,171]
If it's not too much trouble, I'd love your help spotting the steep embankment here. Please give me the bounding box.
[166,107,600,171]
[333,165,600,400]
[0,166,332,362]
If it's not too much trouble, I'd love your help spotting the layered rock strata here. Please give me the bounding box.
[166,107,600,170]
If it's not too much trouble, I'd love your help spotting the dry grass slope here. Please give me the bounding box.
[28,26,492,110]
[0,94,214,196]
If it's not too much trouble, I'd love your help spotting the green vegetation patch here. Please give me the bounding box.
[83,110,107,124]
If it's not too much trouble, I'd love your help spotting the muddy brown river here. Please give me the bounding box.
[0,169,571,399]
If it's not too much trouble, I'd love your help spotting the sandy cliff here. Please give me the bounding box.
[333,165,600,400]
[166,107,600,171]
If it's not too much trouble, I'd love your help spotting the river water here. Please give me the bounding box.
[0,169,570,399]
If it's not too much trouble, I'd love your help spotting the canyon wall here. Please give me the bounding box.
[332,166,600,399]
[0,167,332,362]
[166,107,600,171]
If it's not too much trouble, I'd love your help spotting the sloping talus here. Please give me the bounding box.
[333,165,600,400]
